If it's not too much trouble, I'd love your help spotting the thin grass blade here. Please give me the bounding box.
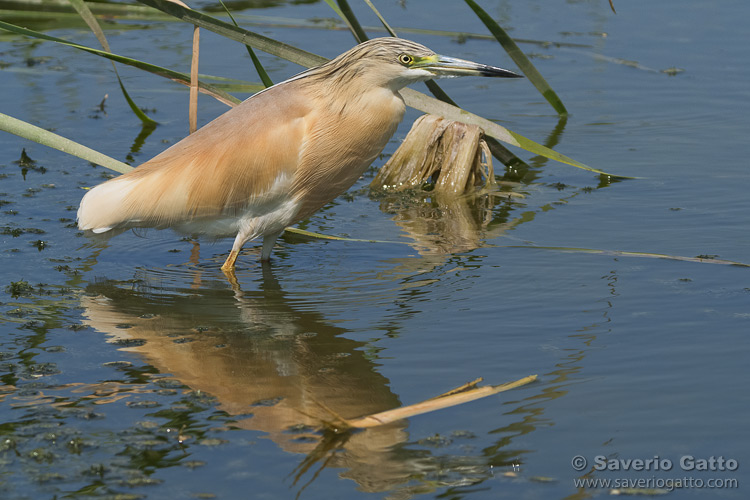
[320,0,355,40]
[334,0,367,42]
[67,0,110,51]
[362,0,397,37]
[0,112,132,174]
[424,80,458,106]
[218,0,273,87]
[68,0,158,127]
[464,0,567,116]
[285,227,405,245]
[508,246,750,267]
[116,78,157,130]
[485,136,528,170]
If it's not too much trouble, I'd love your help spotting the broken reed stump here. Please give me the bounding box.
[371,114,495,196]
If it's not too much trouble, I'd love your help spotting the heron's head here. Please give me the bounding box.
[318,37,522,90]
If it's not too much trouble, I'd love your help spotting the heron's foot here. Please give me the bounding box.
[221,249,239,271]
[219,250,241,290]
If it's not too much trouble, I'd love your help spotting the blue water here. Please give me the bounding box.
[1,0,748,498]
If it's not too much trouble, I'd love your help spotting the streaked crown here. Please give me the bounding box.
[301,38,437,89]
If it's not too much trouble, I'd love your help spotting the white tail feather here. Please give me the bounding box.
[77,178,137,232]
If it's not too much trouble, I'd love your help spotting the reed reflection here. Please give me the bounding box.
[370,187,522,262]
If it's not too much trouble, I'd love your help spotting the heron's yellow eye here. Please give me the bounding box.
[398,54,413,65]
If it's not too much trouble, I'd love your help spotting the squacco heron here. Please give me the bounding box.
[78,38,520,273]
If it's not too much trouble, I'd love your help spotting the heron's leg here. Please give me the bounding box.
[221,248,241,290]
[221,250,239,271]
[260,231,283,262]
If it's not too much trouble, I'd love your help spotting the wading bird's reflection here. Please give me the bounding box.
[81,267,418,492]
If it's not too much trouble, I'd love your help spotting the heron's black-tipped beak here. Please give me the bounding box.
[415,54,522,78]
